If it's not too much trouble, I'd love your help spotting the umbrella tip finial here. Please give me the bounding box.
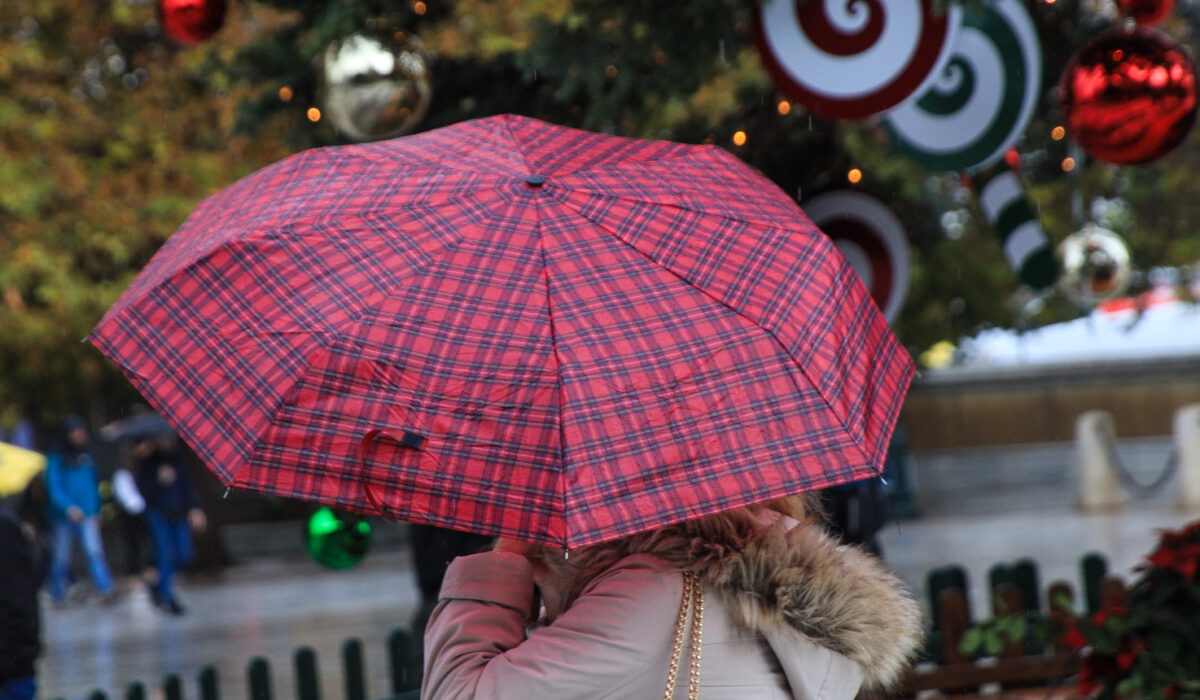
[525,174,546,187]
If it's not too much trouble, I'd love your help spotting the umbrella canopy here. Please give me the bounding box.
[99,412,175,442]
[90,114,913,548]
[0,441,46,497]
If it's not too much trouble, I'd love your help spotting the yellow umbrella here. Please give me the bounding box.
[0,441,47,496]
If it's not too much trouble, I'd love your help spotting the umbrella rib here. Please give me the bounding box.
[530,192,571,547]
[501,116,536,175]
[549,194,875,464]
[555,152,816,235]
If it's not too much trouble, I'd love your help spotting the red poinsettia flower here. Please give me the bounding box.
[1147,543,1200,578]
[1062,625,1089,651]
[1115,649,1139,671]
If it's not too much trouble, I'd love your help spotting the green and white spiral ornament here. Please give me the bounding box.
[971,164,1058,291]
[884,0,1041,173]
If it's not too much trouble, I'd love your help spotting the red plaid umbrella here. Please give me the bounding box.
[90,114,913,548]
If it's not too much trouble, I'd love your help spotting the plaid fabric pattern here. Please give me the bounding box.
[90,115,913,548]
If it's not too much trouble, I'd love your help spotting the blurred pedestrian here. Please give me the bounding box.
[819,477,888,557]
[0,498,41,700]
[112,443,150,586]
[15,472,50,587]
[135,435,205,614]
[422,496,922,699]
[408,524,493,636]
[45,417,117,606]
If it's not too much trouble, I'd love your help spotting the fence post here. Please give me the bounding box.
[1012,559,1040,615]
[343,638,366,700]
[935,588,970,665]
[88,691,109,700]
[388,628,421,692]
[199,666,219,700]
[295,646,320,700]
[124,683,146,700]
[1175,404,1200,510]
[1047,581,1076,653]
[1075,411,1128,510]
[1081,552,1108,615]
[248,657,273,700]
[163,673,183,700]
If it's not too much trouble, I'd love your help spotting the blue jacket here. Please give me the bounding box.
[45,449,102,521]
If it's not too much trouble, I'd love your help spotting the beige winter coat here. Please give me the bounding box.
[423,520,923,699]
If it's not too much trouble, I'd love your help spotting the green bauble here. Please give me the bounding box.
[305,507,372,569]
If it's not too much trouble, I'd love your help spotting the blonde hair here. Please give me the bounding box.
[534,493,822,610]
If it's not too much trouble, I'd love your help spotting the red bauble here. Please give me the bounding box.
[1060,28,1196,165]
[1116,0,1174,26]
[159,0,227,46]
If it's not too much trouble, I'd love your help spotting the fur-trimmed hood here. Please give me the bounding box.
[696,518,924,691]
[543,508,925,692]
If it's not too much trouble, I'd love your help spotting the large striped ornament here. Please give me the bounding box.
[970,164,1057,290]
[884,0,1041,173]
[802,190,910,323]
[752,0,961,120]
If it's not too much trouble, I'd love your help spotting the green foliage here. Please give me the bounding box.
[960,611,1046,659]
[0,0,291,427]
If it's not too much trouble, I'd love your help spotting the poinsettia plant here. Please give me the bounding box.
[961,519,1200,700]
[1058,519,1200,700]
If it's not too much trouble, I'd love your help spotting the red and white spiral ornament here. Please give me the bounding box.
[752,0,961,120]
[802,190,910,323]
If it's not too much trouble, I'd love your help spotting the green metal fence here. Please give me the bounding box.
[58,628,421,700]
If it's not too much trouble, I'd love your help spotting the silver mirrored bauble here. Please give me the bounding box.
[320,32,431,142]
[1057,224,1132,306]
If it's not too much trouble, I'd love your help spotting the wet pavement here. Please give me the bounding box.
[40,542,421,700]
[37,440,1200,700]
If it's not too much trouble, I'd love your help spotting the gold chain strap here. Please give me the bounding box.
[663,571,704,700]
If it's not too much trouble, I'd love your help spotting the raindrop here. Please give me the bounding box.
[122,73,139,90]
[87,81,107,101]
[39,96,56,111]
[718,39,726,65]
[808,115,812,131]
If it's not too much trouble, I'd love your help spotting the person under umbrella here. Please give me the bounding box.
[133,435,205,614]
[89,115,923,696]
[421,494,920,699]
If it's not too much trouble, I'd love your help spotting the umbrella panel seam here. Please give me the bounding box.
[549,193,874,464]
